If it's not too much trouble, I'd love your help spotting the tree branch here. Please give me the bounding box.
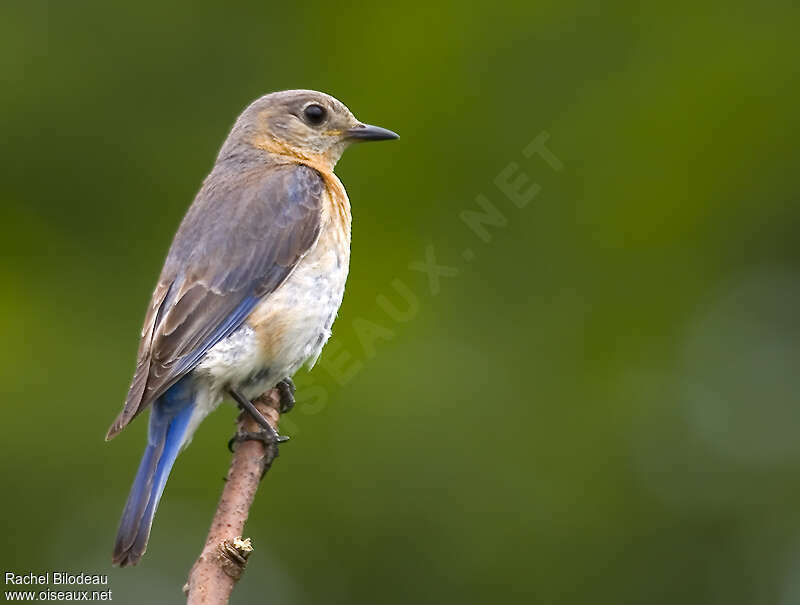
[184,389,281,604]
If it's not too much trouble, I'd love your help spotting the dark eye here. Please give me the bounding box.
[303,103,327,125]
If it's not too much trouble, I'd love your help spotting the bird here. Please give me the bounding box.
[106,90,398,567]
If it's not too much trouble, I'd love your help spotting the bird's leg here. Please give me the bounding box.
[227,387,289,453]
[275,377,296,414]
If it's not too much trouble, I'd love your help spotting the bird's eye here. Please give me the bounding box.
[303,104,327,125]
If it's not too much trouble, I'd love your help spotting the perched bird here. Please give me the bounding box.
[106,90,398,566]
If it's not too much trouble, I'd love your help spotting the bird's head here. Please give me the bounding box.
[223,90,398,171]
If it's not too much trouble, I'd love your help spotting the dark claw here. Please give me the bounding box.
[227,428,288,476]
[228,429,289,453]
[227,387,290,444]
[276,377,296,414]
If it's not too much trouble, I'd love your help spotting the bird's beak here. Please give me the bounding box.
[346,123,399,142]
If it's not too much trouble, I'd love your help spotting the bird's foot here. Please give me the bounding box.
[227,387,290,447]
[227,429,288,453]
[276,377,296,414]
[227,427,285,477]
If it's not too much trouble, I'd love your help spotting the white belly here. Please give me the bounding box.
[252,229,350,379]
[194,223,349,399]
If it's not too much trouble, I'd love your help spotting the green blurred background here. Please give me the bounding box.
[2,1,800,603]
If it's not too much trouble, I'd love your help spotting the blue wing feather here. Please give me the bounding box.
[171,294,259,377]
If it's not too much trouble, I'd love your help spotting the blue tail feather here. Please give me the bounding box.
[112,379,195,566]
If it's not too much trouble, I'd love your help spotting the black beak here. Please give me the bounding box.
[346,123,400,142]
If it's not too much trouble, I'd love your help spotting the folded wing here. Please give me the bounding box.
[106,163,324,439]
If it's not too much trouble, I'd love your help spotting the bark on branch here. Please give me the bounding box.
[184,389,281,604]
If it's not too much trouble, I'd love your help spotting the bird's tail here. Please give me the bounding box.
[112,380,195,567]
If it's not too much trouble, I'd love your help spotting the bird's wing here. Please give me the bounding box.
[106,163,325,439]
